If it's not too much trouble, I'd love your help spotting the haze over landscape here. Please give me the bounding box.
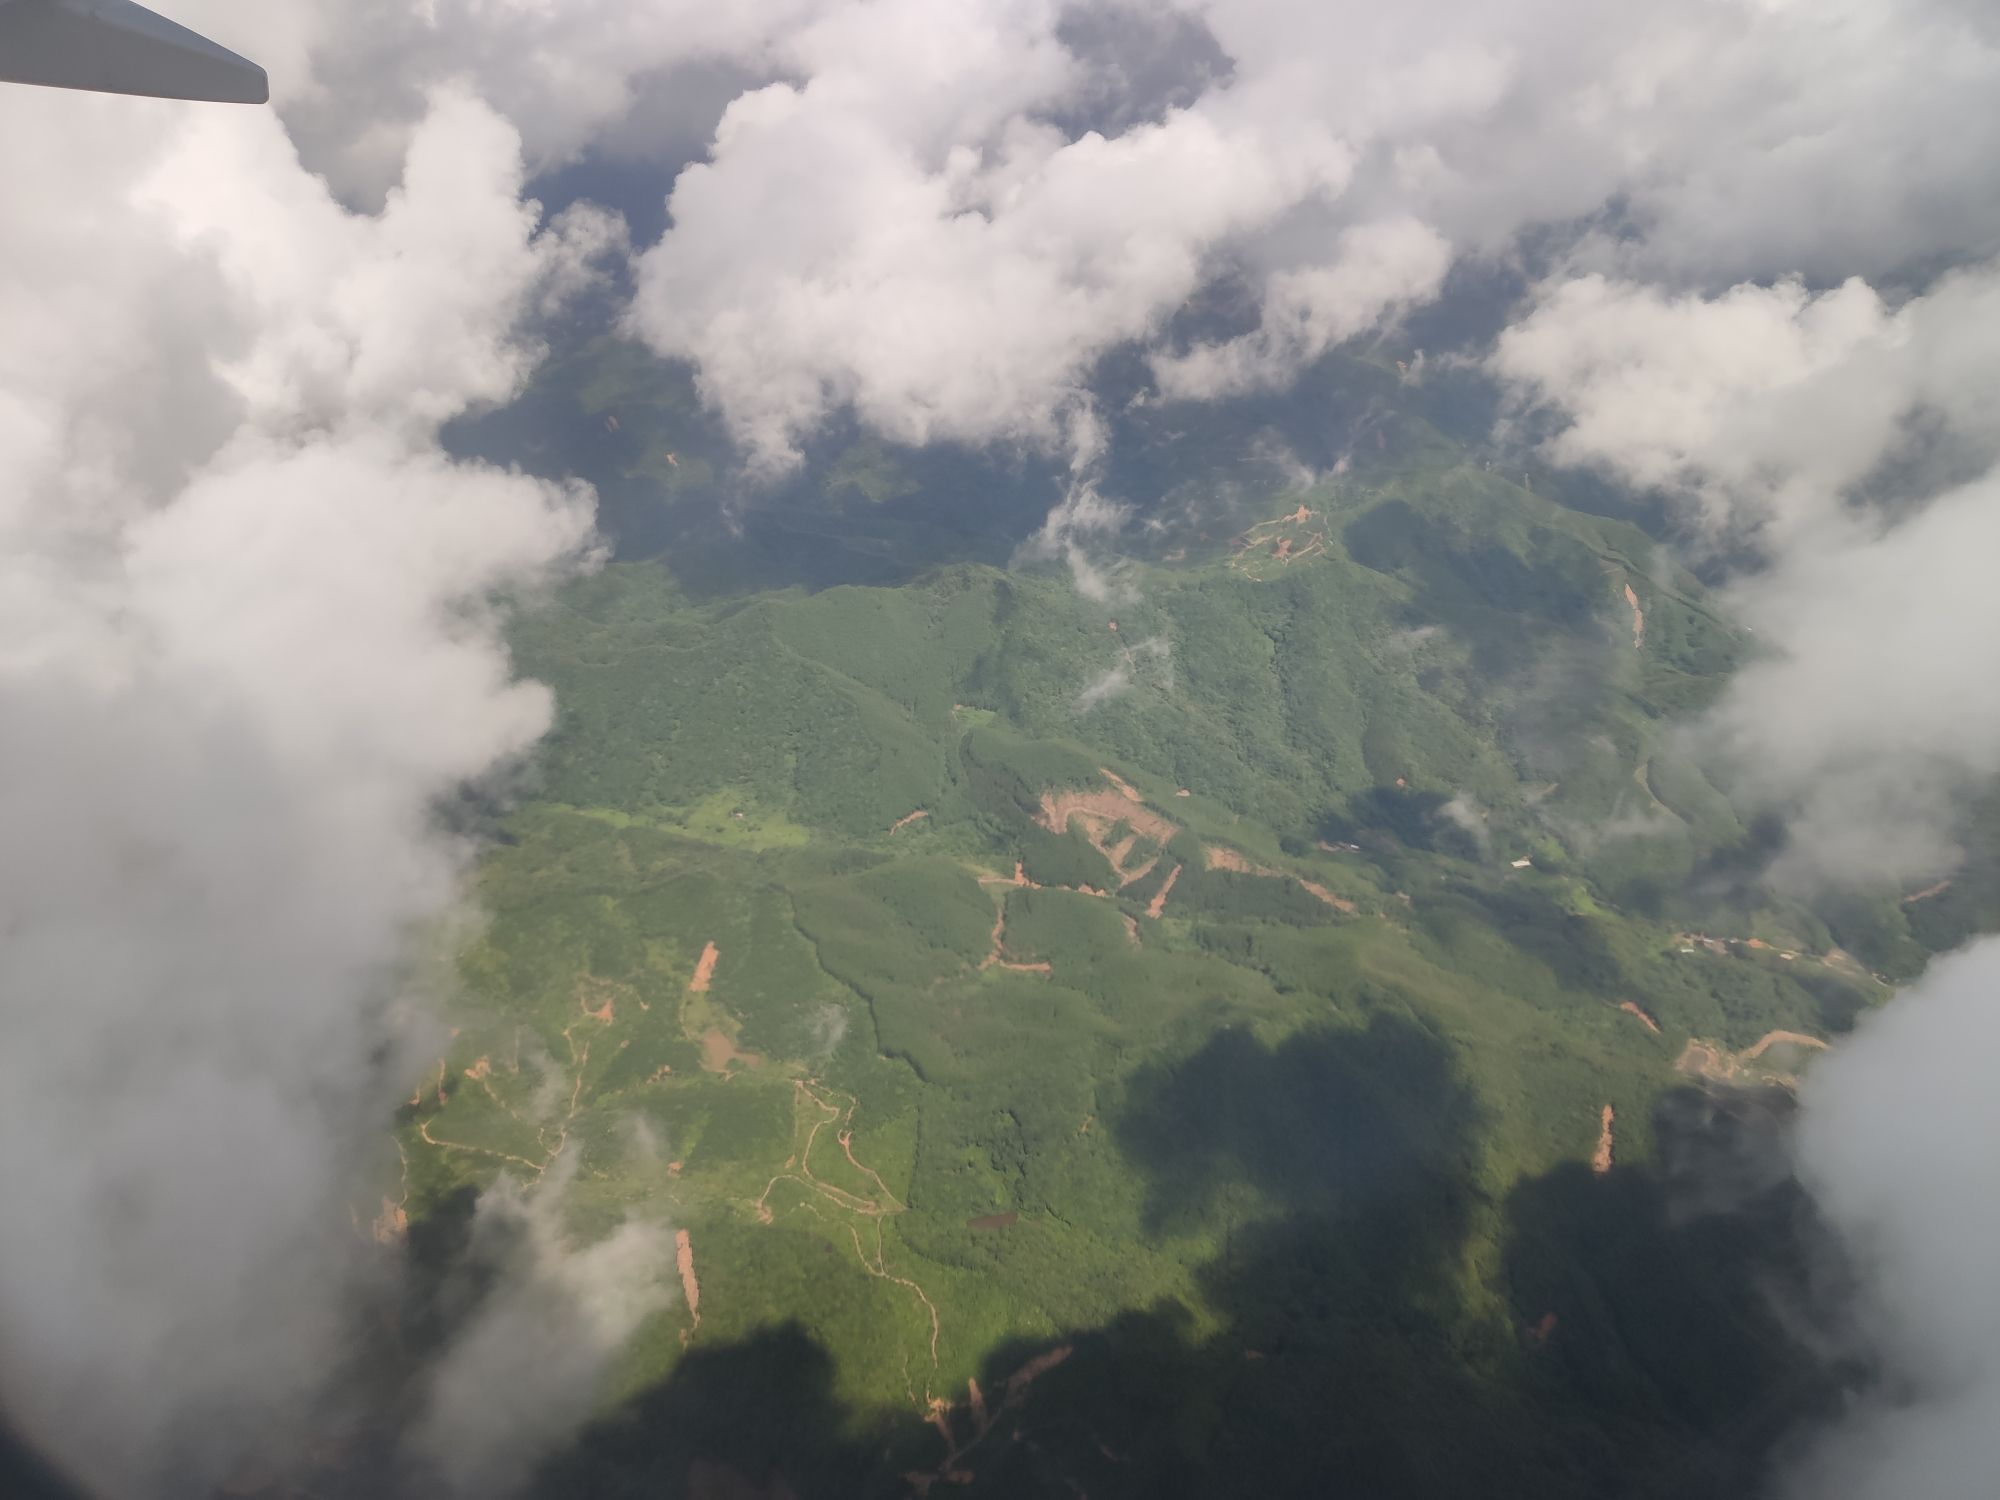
[3,3,1999,1497]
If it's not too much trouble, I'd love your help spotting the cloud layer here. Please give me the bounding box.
[1494,262,2000,885]
[7,1,2000,1495]
[1786,939,2000,1500]
[0,86,603,1498]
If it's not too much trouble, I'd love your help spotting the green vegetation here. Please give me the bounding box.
[389,345,2000,1497]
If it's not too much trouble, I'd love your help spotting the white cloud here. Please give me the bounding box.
[1787,938,2000,1500]
[0,88,599,1499]
[1492,262,2000,885]
[1492,266,2000,542]
[609,0,2000,468]
[1152,216,1452,399]
[405,1161,672,1498]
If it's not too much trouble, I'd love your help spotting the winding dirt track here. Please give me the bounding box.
[889,809,930,835]
[753,1081,944,1382]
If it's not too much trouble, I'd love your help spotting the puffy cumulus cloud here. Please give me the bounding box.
[1784,938,2000,1500]
[0,86,604,1499]
[165,0,819,200]
[616,0,2000,478]
[630,1,1355,470]
[1701,470,2000,888]
[1491,266,2000,541]
[1152,216,1452,399]
[1491,262,2000,886]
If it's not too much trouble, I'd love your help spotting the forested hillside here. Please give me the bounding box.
[371,377,1974,1496]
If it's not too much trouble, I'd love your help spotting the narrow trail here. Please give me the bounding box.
[1901,878,1954,905]
[752,1081,944,1387]
[1623,583,1645,649]
[1207,843,1354,913]
[1743,1029,1830,1060]
[413,992,613,1183]
[889,809,930,835]
[1618,1001,1661,1034]
[1146,864,1182,918]
[1592,1105,1615,1174]
[979,898,1052,973]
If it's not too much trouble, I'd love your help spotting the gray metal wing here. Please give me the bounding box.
[0,0,267,103]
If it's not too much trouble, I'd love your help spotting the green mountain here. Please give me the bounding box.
[390,344,1969,1497]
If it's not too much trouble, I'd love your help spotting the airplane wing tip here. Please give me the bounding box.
[0,0,270,104]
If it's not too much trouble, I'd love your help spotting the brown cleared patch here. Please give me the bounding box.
[676,1228,702,1345]
[1146,863,1182,919]
[688,941,721,994]
[1677,1029,1826,1087]
[1676,1040,1728,1080]
[966,1211,1019,1232]
[1121,912,1141,947]
[1230,505,1329,579]
[1619,1000,1661,1034]
[1902,878,1954,905]
[699,1028,764,1073]
[575,974,626,1023]
[1591,1104,1615,1174]
[1040,787,1176,845]
[889,808,930,835]
[1623,582,1645,649]
[370,1195,408,1246]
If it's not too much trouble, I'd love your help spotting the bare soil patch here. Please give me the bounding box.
[966,1211,1019,1232]
[1146,863,1182,919]
[1677,1029,1826,1086]
[689,941,721,993]
[1623,582,1645,649]
[1592,1105,1616,1174]
[889,809,930,835]
[676,1229,702,1345]
[699,1028,763,1072]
